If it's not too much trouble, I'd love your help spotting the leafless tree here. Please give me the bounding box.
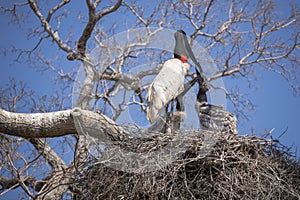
[0,0,299,199]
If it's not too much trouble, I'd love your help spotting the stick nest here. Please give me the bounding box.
[73,132,300,200]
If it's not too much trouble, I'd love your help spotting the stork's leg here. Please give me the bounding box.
[165,103,169,113]
[170,99,175,113]
[163,100,175,134]
[175,95,184,111]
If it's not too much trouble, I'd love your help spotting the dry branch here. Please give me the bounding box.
[28,0,73,54]
[0,108,75,138]
[76,0,122,57]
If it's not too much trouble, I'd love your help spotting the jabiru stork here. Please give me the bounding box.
[146,30,209,124]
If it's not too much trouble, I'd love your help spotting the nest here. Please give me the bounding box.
[73,132,300,200]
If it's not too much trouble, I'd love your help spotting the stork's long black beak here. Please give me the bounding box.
[174,30,209,102]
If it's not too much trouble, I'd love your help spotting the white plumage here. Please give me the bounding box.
[147,58,190,123]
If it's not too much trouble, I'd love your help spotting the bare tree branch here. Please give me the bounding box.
[0,108,75,138]
[45,0,71,22]
[76,0,122,57]
[28,138,67,170]
[28,0,73,54]
[0,175,45,194]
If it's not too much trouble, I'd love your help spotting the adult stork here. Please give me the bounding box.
[146,30,209,124]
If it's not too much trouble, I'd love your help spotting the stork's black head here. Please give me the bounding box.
[174,29,204,74]
[174,30,188,62]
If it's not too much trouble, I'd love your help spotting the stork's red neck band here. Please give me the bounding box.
[177,55,188,63]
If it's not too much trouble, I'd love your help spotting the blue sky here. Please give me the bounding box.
[0,0,299,198]
[234,65,300,155]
